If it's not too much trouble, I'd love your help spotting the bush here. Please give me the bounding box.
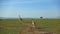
[0,19,3,21]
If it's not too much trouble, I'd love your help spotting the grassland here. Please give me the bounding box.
[0,19,60,34]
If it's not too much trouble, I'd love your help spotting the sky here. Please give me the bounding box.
[0,0,60,18]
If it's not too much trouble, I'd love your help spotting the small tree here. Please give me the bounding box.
[40,16,43,19]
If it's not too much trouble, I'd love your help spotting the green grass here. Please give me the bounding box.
[0,19,60,34]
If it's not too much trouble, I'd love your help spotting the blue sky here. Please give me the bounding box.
[0,0,60,18]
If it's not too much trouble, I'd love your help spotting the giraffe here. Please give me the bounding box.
[18,15,22,24]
